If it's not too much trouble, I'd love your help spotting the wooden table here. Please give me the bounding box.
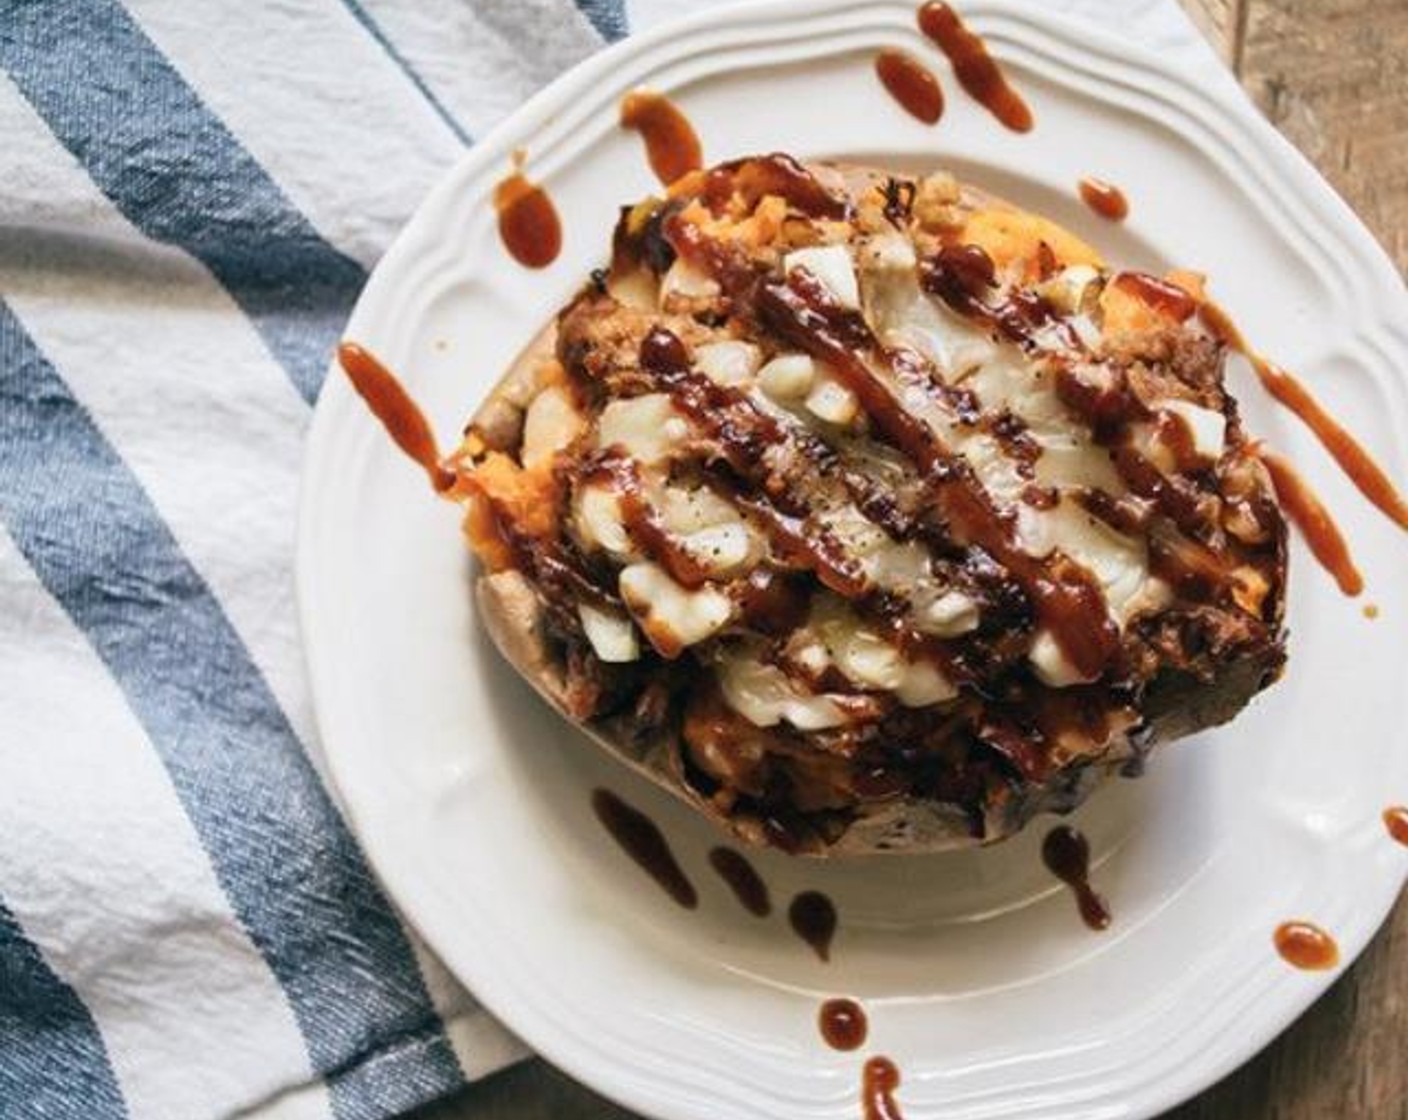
[410,1,1408,1115]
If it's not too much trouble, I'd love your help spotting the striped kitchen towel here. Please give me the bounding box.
[0,1,1243,1118]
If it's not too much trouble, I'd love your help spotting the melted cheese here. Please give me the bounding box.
[806,595,958,708]
[915,589,979,637]
[575,485,633,557]
[658,485,741,534]
[660,258,720,304]
[578,603,640,663]
[1163,399,1227,460]
[680,522,755,577]
[785,245,861,309]
[619,562,733,650]
[717,650,853,730]
[866,264,996,377]
[758,353,816,400]
[695,340,761,387]
[1029,629,1093,687]
[858,262,1169,681]
[596,393,690,464]
[804,374,860,426]
[520,385,584,468]
[1019,496,1149,622]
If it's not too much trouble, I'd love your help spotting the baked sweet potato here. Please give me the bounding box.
[452,155,1287,855]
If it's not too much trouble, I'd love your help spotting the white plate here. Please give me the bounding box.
[298,2,1408,1116]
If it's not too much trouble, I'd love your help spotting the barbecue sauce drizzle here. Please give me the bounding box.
[337,342,455,492]
[707,847,771,917]
[649,201,1125,682]
[494,161,562,268]
[757,268,1119,680]
[1274,921,1339,970]
[1199,302,1407,585]
[1041,825,1111,930]
[1259,451,1364,596]
[917,1,1032,132]
[875,49,945,124]
[862,1057,905,1120]
[818,998,868,1051]
[584,454,715,591]
[1253,356,1408,532]
[620,91,703,186]
[591,790,698,908]
[1077,177,1128,221]
[788,890,838,962]
[635,320,975,689]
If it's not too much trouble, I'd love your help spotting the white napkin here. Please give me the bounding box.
[0,2,1237,1118]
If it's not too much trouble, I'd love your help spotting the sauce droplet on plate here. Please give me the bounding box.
[818,998,868,1051]
[591,789,698,909]
[1202,302,1408,535]
[1259,451,1364,596]
[1274,920,1339,970]
[1384,806,1408,846]
[495,162,562,269]
[917,1,1032,132]
[620,90,703,186]
[1041,825,1111,931]
[789,890,838,961]
[1078,176,1128,220]
[707,847,771,917]
[1364,603,1380,620]
[337,342,455,492]
[874,49,944,124]
[1252,358,1408,532]
[862,1056,905,1120]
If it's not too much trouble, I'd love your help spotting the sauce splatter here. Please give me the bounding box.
[1364,603,1380,620]
[788,890,838,961]
[874,49,944,124]
[620,90,702,186]
[591,789,698,909]
[707,847,771,917]
[494,160,562,268]
[1274,921,1339,970]
[818,998,868,1051]
[1260,451,1364,596]
[756,274,1120,681]
[1041,825,1111,931]
[1255,359,1408,531]
[917,1,1032,132]
[1202,302,1408,534]
[1078,176,1128,221]
[1384,806,1408,846]
[337,342,455,492]
[862,1056,905,1120]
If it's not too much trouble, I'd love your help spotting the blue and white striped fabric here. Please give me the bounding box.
[0,1,1231,1117]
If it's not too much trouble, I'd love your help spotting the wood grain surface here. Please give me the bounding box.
[407,1,1408,1116]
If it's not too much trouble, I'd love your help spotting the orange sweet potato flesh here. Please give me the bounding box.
[461,452,556,570]
[958,208,1103,283]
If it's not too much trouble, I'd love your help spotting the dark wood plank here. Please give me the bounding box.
[1234,0,1408,273]
[406,2,1407,1117]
